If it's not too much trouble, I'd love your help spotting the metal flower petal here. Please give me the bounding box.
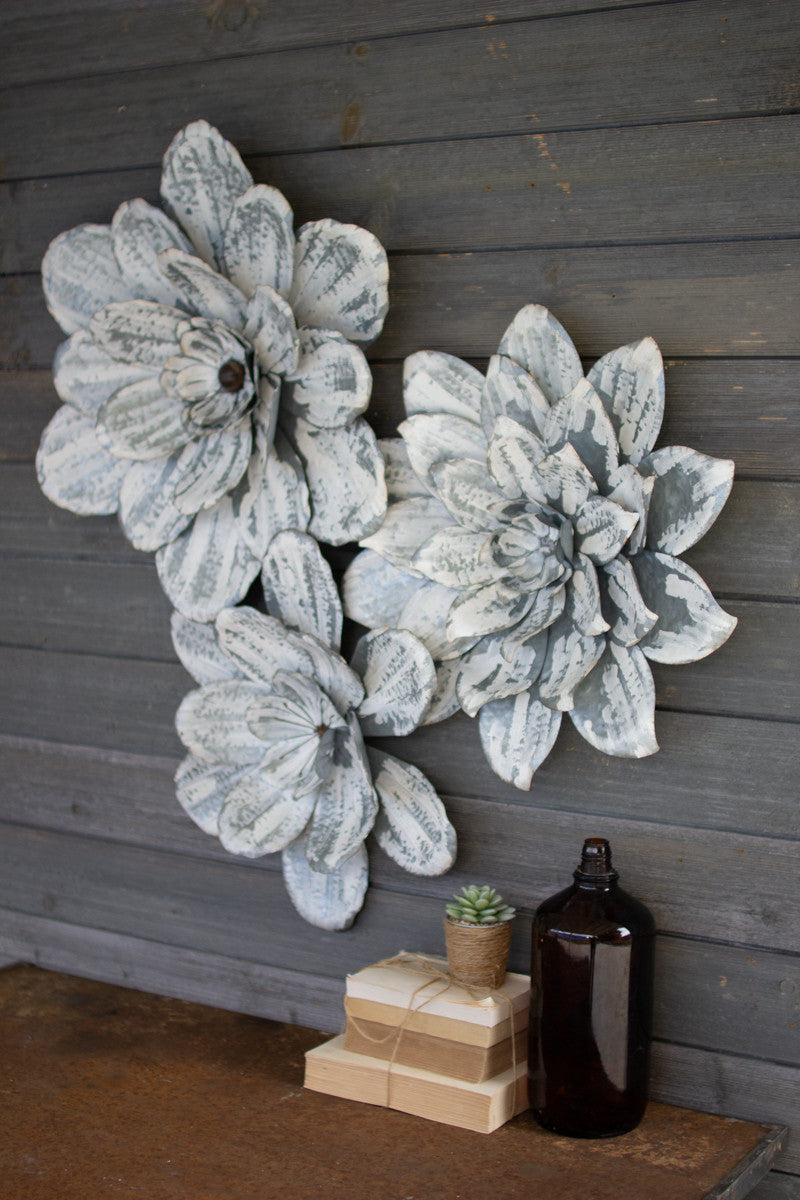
[281,836,368,932]
[289,218,388,344]
[346,303,736,789]
[367,748,457,876]
[43,225,133,334]
[36,406,131,515]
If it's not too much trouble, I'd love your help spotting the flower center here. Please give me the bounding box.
[218,359,246,393]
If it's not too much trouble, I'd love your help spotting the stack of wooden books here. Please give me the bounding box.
[304,955,530,1133]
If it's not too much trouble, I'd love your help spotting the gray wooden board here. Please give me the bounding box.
[0,558,175,660]
[650,601,800,723]
[368,711,800,838]
[366,360,800,480]
[0,595,794,745]
[0,466,147,562]
[650,1043,799,1174]
[654,937,800,1070]
[371,242,800,361]
[0,804,797,952]
[0,372,60,463]
[4,116,800,273]
[6,240,798,371]
[6,357,799,480]
[0,908,347,1033]
[0,903,797,1092]
[0,0,672,88]
[2,470,797,600]
[4,561,797,721]
[2,703,797,842]
[749,1173,800,1199]
[1,1,797,181]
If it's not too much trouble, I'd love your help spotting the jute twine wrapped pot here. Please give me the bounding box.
[444,918,512,988]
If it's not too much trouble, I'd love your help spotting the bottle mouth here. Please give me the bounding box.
[574,837,619,883]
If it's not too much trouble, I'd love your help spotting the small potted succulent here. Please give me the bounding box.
[445,885,516,989]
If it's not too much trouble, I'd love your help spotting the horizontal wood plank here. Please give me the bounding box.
[748,1172,800,1199]
[374,242,800,361]
[0,594,795,746]
[0,903,797,1081]
[368,360,800,480]
[7,357,798,481]
[375,710,800,838]
[2,698,796,845]
[1,1,797,181]
[0,557,174,659]
[0,646,187,757]
[650,601,799,723]
[680,482,799,601]
[654,937,800,1070]
[1,691,797,849]
[0,908,345,1032]
[4,516,798,715]
[0,780,798,951]
[0,1,672,88]
[5,241,798,371]
[4,116,800,274]
[650,1043,799,1173]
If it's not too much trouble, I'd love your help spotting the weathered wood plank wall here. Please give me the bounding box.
[1,0,798,1186]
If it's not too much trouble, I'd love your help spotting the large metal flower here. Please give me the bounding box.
[173,530,456,929]
[344,305,737,789]
[37,120,389,620]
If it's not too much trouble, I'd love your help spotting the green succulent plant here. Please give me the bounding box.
[446,885,516,925]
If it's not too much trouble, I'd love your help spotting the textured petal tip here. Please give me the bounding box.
[290,218,389,344]
[160,120,253,269]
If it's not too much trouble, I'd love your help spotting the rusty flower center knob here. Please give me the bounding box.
[218,359,246,392]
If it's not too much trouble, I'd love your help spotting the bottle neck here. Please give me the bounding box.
[573,837,619,888]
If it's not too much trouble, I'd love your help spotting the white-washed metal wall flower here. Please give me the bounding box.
[37,120,389,621]
[344,304,737,789]
[172,530,456,929]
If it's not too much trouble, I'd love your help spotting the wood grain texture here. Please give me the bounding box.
[367,360,800,480]
[0,798,797,951]
[0,908,346,1031]
[6,241,797,371]
[6,359,798,479]
[4,116,800,275]
[3,702,797,843]
[650,1043,799,1173]
[0,0,670,88]
[0,557,174,658]
[0,836,798,1068]
[1,1,797,181]
[373,242,800,361]
[0,593,794,745]
[748,1173,800,1199]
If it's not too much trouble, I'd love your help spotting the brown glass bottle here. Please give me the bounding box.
[528,838,655,1137]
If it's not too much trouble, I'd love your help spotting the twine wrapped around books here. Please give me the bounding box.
[343,951,522,1122]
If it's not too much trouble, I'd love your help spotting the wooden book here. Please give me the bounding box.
[305,1035,528,1134]
[345,959,530,1049]
[343,1017,528,1083]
